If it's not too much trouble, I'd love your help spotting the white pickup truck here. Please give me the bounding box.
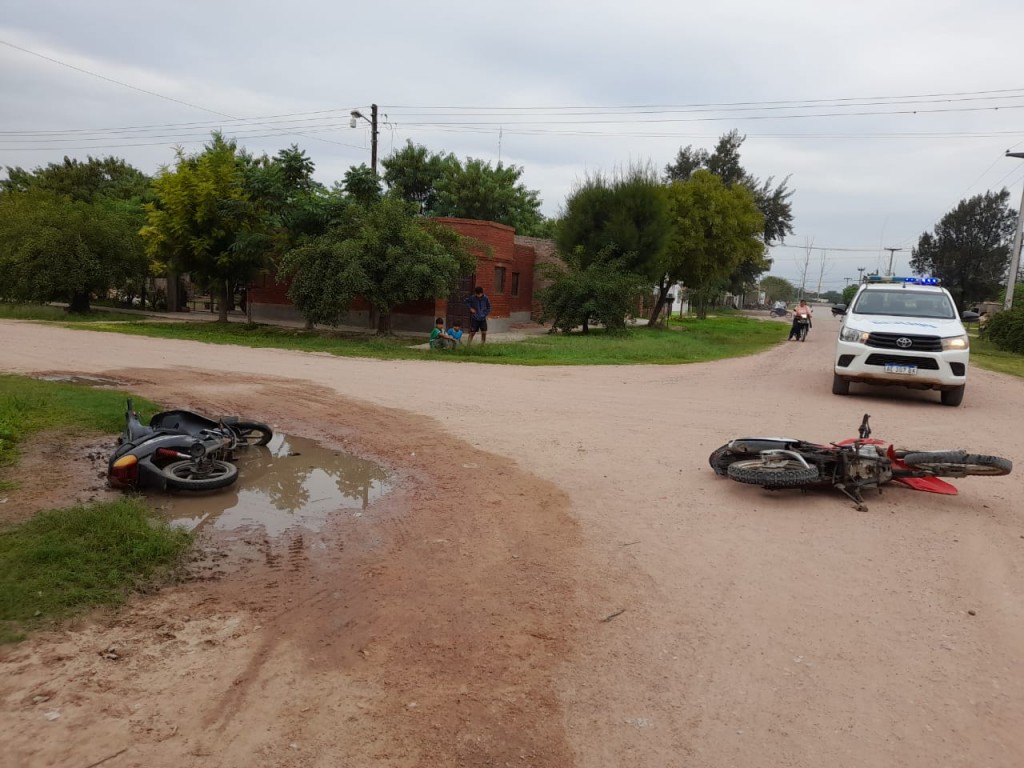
[832,277,973,406]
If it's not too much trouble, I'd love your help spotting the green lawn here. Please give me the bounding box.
[0,374,159,490]
[0,498,191,643]
[48,314,786,365]
[970,336,1024,378]
[0,302,140,322]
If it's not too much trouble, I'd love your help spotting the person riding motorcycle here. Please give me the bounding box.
[788,299,812,341]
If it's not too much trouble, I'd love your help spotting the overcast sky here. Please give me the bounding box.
[2,0,1023,291]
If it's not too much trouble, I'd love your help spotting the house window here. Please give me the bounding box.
[494,267,506,294]
[511,272,520,297]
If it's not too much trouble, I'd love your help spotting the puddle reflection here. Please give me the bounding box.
[152,433,392,536]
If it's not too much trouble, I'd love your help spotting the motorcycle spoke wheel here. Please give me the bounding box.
[901,451,1012,477]
[233,421,273,446]
[162,459,239,491]
[726,458,821,487]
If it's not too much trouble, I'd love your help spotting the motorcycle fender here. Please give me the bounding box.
[893,476,958,495]
[727,438,798,453]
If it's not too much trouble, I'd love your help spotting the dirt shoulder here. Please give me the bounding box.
[1,321,1023,768]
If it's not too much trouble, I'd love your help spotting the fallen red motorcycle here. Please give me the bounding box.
[709,414,1011,510]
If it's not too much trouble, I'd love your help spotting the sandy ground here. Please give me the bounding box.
[0,318,1022,768]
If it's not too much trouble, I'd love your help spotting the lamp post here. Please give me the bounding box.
[1004,151,1024,311]
[857,266,866,284]
[349,104,379,174]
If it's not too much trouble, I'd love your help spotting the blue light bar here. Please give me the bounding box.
[865,275,941,285]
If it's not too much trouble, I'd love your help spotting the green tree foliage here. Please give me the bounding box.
[537,248,648,334]
[556,166,673,322]
[141,133,273,321]
[2,155,150,203]
[841,283,859,305]
[278,197,475,334]
[664,130,794,246]
[0,156,150,312]
[986,307,1024,353]
[664,171,766,319]
[340,164,383,205]
[910,190,1017,309]
[381,141,548,234]
[0,189,147,312]
[760,276,796,304]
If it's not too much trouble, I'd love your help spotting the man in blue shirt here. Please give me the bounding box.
[464,286,491,344]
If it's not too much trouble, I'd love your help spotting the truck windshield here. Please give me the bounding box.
[852,290,955,319]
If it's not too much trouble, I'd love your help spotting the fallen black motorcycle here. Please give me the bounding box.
[709,414,1012,510]
[108,399,272,492]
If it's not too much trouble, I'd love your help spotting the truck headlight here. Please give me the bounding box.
[941,334,969,350]
[840,326,869,344]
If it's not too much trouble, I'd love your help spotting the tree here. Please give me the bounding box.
[556,166,673,322]
[381,141,547,234]
[0,189,147,312]
[278,196,475,334]
[841,283,859,306]
[536,248,648,334]
[910,190,1018,308]
[663,171,766,319]
[340,164,383,205]
[759,276,796,304]
[2,155,150,203]
[664,130,794,246]
[141,133,273,321]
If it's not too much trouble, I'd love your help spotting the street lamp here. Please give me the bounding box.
[349,104,379,174]
[884,247,903,277]
[1004,151,1024,310]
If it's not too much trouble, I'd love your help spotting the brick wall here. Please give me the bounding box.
[514,235,562,321]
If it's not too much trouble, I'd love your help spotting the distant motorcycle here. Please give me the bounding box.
[107,399,272,492]
[792,313,811,341]
[709,414,1012,510]
[769,306,789,317]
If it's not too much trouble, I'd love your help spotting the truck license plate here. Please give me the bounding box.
[884,363,918,375]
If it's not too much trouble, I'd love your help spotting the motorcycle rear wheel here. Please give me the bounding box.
[233,421,273,446]
[726,458,821,487]
[901,451,1012,477]
[162,459,239,491]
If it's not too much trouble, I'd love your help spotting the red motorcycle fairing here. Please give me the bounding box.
[832,438,959,494]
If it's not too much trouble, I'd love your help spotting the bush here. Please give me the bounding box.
[986,307,1024,354]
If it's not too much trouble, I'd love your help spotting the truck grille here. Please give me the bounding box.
[866,332,942,351]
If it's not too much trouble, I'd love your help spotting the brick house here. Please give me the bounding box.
[247,218,549,333]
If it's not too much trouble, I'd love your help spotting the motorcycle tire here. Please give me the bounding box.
[901,451,1012,477]
[709,446,734,476]
[726,458,821,487]
[161,459,239,491]
[233,421,273,447]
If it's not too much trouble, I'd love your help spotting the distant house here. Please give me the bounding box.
[247,218,551,333]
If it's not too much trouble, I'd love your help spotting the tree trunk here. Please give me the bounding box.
[218,280,230,323]
[648,280,670,327]
[376,309,392,335]
[582,318,589,334]
[67,292,91,314]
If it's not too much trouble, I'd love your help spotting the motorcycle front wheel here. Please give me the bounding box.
[233,421,273,446]
[161,459,239,491]
[726,458,821,487]
[901,451,1012,477]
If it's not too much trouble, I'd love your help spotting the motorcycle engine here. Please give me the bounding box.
[847,445,892,484]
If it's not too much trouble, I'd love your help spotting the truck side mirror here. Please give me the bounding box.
[960,310,979,322]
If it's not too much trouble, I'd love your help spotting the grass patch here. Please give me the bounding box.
[0,375,159,491]
[65,315,785,365]
[970,336,1024,378]
[0,302,140,323]
[0,497,191,643]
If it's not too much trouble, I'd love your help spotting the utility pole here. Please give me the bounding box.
[857,266,866,284]
[1004,151,1024,310]
[884,247,903,276]
[349,104,380,174]
[844,277,852,286]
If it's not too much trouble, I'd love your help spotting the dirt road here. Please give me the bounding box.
[1,320,1022,768]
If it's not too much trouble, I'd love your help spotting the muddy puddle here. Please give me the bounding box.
[34,373,125,387]
[150,433,392,536]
